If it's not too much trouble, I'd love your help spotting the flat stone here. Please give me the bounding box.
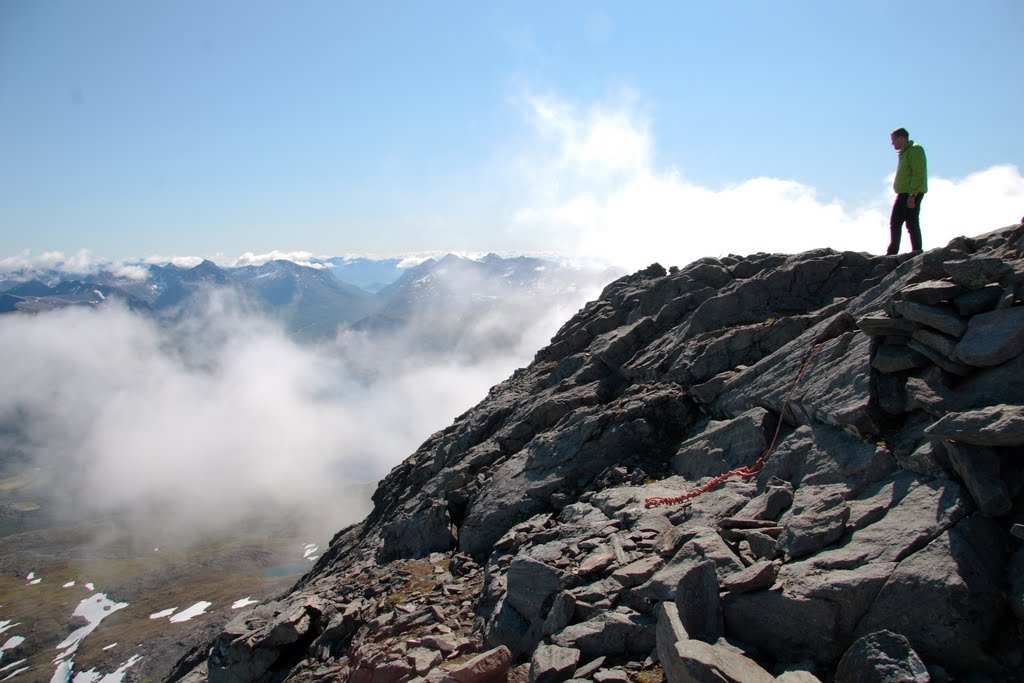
[733,479,794,520]
[741,530,779,560]
[1012,524,1024,541]
[943,257,1013,289]
[421,633,469,656]
[720,560,778,594]
[577,552,615,577]
[911,328,959,359]
[892,300,967,338]
[529,644,580,683]
[610,556,663,588]
[906,340,973,376]
[571,657,606,680]
[856,313,918,337]
[373,658,416,680]
[720,517,784,529]
[551,608,656,659]
[722,561,893,665]
[925,404,1024,446]
[899,280,963,305]
[953,306,1024,367]
[871,344,929,373]
[449,646,514,683]
[508,664,532,683]
[954,285,1004,316]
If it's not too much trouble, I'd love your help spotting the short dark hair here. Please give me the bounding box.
[891,127,909,139]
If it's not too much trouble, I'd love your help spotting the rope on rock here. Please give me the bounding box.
[643,340,826,509]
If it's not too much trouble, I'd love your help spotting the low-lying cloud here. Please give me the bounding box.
[510,93,1024,272]
[0,279,597,544]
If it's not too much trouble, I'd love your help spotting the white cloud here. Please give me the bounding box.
[0,249,95,274]
[512,94,1024,272]
[519,92,650,192]
[0,275,598,544]
[0,250,201,278]
[227,250,329,269]
[922,165,1024,240]
[141,254,206,268]
[109,263,150,281]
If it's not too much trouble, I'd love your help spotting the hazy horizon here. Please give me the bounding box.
[0,260,607,545]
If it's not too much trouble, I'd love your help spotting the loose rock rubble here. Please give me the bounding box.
[177,224,1024,683]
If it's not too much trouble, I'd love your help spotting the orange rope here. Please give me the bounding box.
[644,341,825,509]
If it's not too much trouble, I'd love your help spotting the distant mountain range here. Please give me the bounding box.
[0,254,623,342]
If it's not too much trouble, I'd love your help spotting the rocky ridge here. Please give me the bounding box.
[178,224,1024,683]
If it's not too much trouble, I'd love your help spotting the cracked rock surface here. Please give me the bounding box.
[176,224,1024,683]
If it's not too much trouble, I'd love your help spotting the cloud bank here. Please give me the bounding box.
[510,94,1024,272]
[0,280,596,544]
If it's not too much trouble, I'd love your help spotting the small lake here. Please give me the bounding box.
[264,562,311,578]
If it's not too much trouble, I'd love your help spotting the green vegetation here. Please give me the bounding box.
[631,664,666,683]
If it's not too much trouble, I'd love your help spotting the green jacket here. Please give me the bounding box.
[894,140,928,195]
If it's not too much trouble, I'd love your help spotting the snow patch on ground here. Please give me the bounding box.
[69,654,143,683]
[54,593,129,662]
[168,601,212,623]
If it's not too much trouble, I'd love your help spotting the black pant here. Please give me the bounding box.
[888,193,923,254]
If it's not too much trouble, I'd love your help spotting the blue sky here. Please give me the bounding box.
[2,0,1022,271]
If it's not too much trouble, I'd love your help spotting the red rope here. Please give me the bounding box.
[644,341,825,509]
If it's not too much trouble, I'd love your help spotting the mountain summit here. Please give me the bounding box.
[177,225,1024,683]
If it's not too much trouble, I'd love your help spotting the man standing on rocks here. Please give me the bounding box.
[887,127,928,255]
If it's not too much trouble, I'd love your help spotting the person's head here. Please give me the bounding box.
[890,128,910,151]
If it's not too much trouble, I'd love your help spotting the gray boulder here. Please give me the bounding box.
[550,607,656,659]
[720,560,778,594]
[953,306,1024,367]
[891,300,967,338]
[776,485,851,559]
[656,602,774,683]
[834,630,929,683]
[943,257,1013,289]
[530,644,581,683]
[636,527,744,602]
[855,514,1006,673]
[507,556,571,622]
[925,404,1024,446]
[735,478,794,521]
[899,280,963,304]
[674,560,723,642]
[671,407,773,479]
